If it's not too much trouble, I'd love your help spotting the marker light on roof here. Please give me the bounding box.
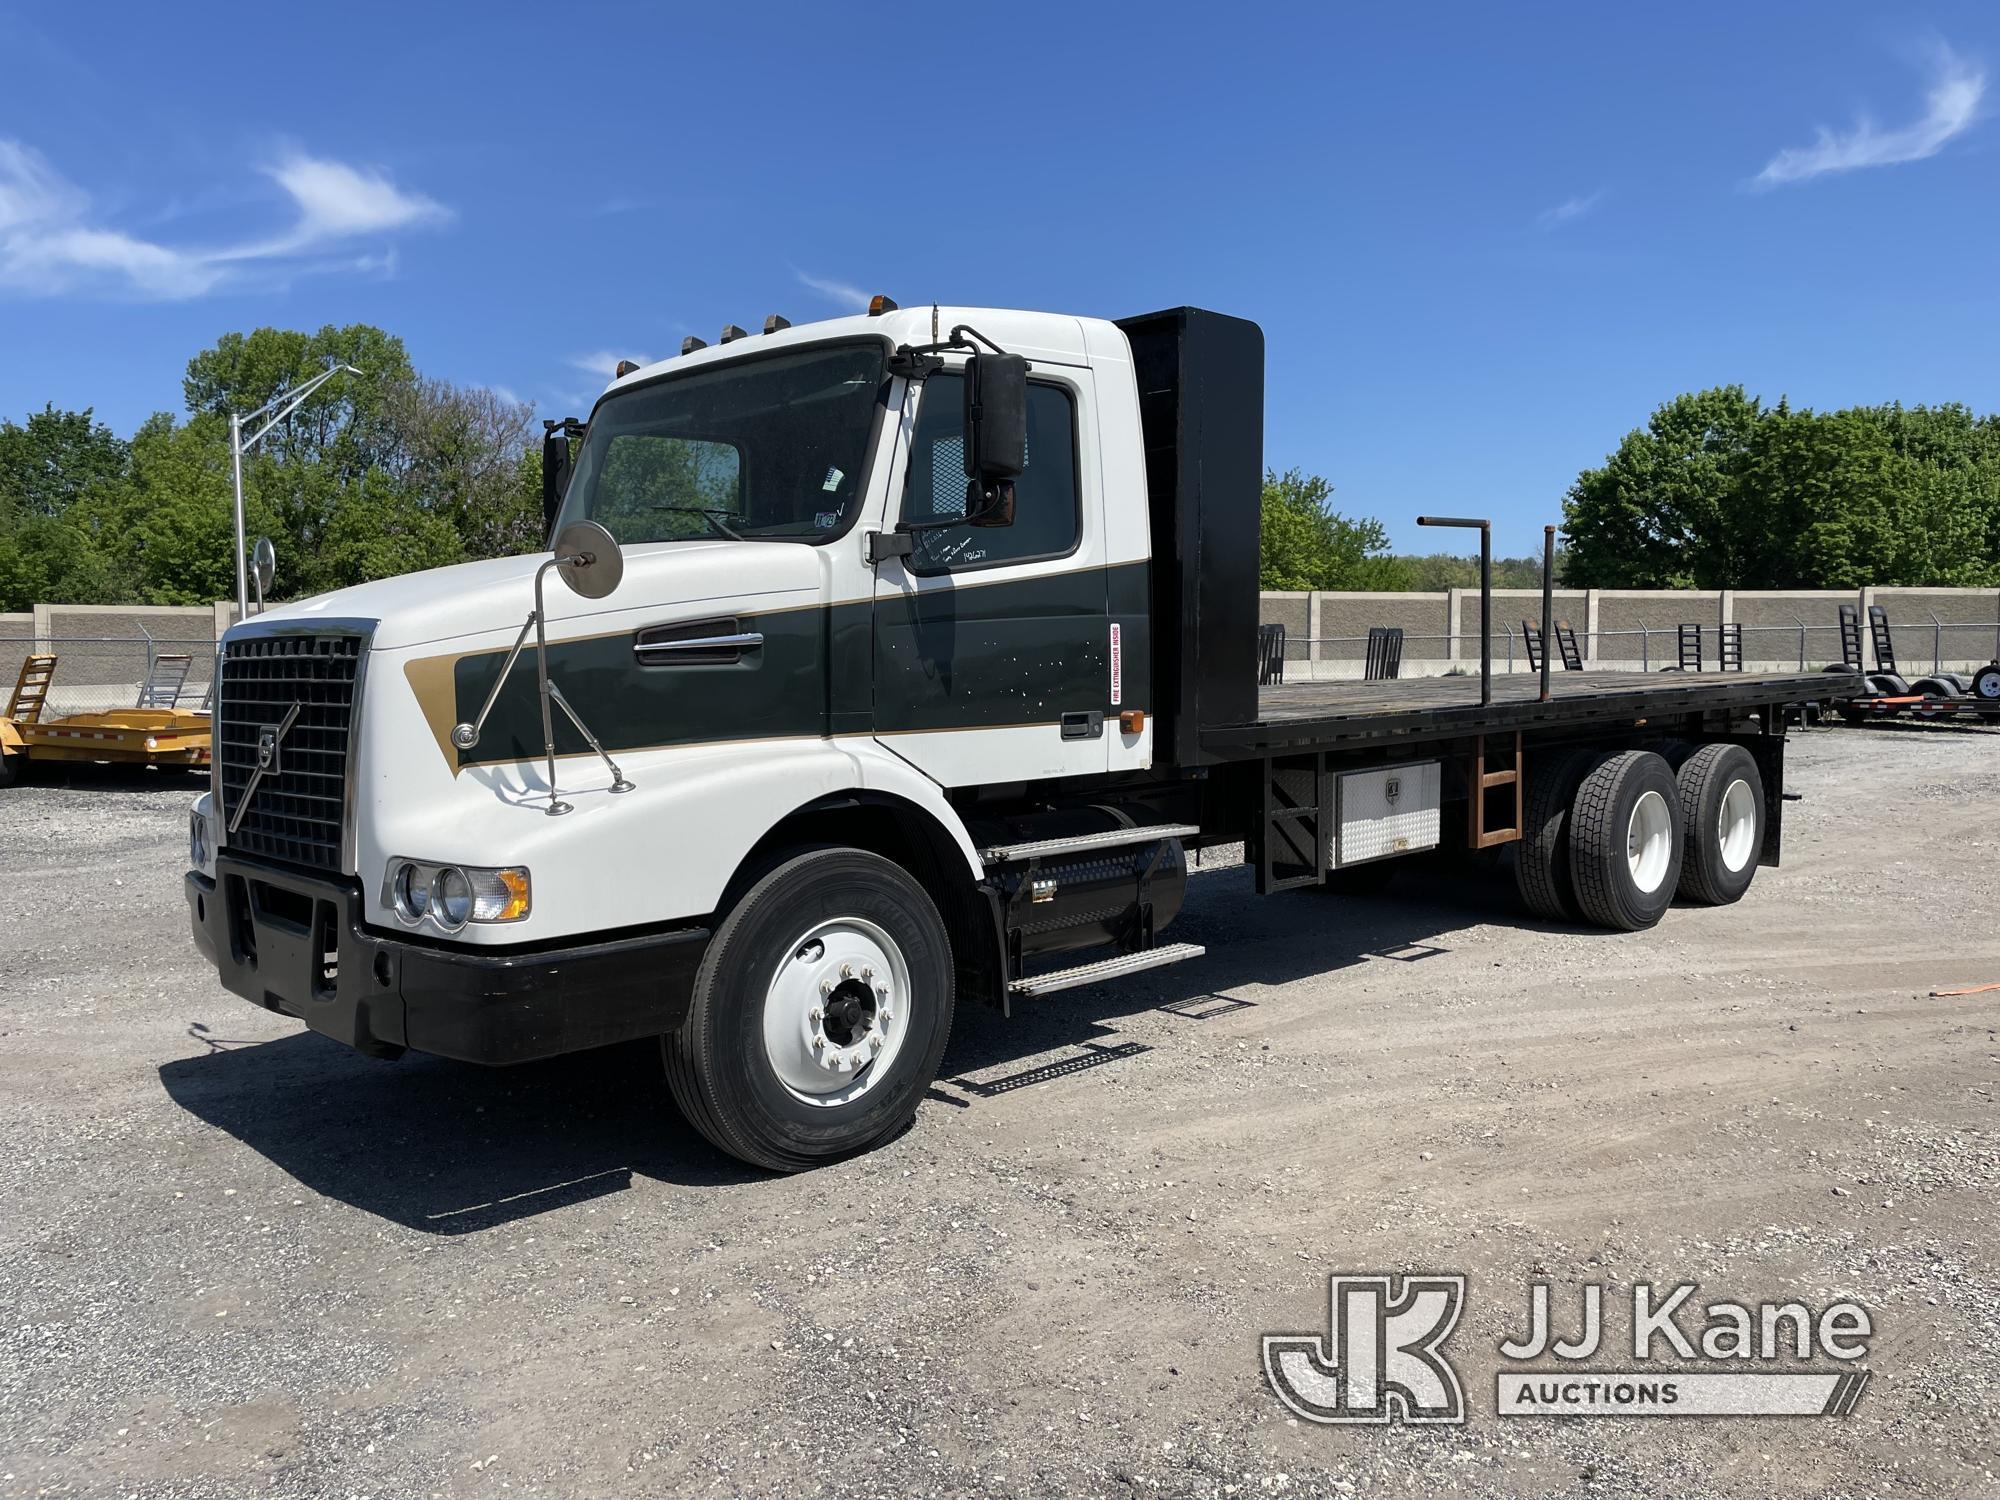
[720,323,749,343]
[867,294,898,315]
[763,314,791,334]
[681,336,707,355]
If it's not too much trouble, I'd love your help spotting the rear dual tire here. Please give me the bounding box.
[1567,750,1684,931]
[1672,743,1764,906]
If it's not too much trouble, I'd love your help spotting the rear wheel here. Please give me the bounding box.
[1514,748,1592,921]
[1672,743,1764,905]
[1974,663,2000,703]
[1567,750,1684,931]
[664,847,955,1173]
[0,751,18,788]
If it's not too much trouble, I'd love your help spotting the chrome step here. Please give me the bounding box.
[981,823,1200,866]
[1009,942,1207,997]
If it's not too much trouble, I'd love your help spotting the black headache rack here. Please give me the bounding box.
[1116,307,1265,770]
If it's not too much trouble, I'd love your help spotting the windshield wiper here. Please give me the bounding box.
[649,505,744,540]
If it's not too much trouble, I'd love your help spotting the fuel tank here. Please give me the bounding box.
[968,804,1189,958]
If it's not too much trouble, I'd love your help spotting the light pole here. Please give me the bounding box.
[229,363,363,615]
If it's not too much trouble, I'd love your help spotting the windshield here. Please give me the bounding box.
[558,342,887,545]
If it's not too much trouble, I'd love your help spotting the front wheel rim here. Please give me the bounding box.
[761,916,913,1107]
[1716,778,1758,873]
[1626,789,1674,894]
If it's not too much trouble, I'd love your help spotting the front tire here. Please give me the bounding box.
[664,848,955,1173]
[1567,750,1684,931]
[1673,743,1764,905]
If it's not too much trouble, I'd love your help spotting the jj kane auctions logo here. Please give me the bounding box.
[1264,1274,1873,1423]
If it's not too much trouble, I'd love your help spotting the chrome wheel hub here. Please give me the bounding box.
[762,917,910,1107]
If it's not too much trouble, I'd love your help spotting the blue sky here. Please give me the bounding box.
[2,3,1995,554]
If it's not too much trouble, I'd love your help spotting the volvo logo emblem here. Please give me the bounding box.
[228,701,303,835]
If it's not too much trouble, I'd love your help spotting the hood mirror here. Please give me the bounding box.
[553,520,623,600]
[250,536,277,611]
[447,518,634,813]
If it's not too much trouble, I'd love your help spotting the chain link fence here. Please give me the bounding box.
[7,636,218,718]
[1268,620,2000,681]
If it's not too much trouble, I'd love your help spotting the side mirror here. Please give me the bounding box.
[552,519,624,600]
[963,352,1026,523]
[542,423,576,536]
[250,536,276,597]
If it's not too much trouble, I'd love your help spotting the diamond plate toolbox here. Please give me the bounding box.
[1335,760,1441,866]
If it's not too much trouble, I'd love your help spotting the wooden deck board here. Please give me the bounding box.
[1196,666,1848,757]
[1253,669,1817,723]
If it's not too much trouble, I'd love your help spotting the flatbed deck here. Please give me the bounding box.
[1201,668,1850,756]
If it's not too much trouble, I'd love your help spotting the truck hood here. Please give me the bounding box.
[251,540,824,651]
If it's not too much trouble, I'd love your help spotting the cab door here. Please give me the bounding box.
[871,362,1111,786]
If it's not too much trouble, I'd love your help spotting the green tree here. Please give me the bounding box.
[181,324,415,475]
[1259,468,1410,590]
[380,376,540,558]
[1564,388,2000,589]
[0,405,129,521]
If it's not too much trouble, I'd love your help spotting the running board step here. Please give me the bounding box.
[981,823,1200,866]
[1009,942,1207,997]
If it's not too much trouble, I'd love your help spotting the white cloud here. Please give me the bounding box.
[1754,42,1986,188]
[566,350,657,379]
[0,139,450,299]
[792,267,872,311]
[1537,190,1604,229]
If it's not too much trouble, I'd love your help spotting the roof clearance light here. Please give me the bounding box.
[867,295,898,316]
[720,324,749,343]
[614,359,641,377]
[763,314,791,334]
[681,336,708,355]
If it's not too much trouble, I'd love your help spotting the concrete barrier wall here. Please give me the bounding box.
[1256,585,2000,680]
[1257,593,1310,659]
[1870,588,2000,675]
[1315,593,1452,661]
[10,603,221,715]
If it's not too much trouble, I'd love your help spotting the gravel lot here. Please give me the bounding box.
[2,725,1997,1499]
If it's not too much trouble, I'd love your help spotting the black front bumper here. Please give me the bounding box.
[187,856,709,1065]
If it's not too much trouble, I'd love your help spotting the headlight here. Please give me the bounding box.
[393,862,431,922]
[433,867,473,931]
[383,859,530,930]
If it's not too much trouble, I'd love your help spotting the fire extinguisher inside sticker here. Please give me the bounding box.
[1110,623,1123,706]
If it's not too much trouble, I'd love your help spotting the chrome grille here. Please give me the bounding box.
[217,632,364,872]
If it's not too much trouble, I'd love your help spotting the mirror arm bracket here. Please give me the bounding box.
[865,530,916,564]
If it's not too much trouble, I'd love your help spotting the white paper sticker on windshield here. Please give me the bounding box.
[822,466,844,491]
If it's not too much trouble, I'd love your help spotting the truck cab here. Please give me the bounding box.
[188,305,1262,1170]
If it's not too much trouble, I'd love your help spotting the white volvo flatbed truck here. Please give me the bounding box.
[185,303,1845,1171]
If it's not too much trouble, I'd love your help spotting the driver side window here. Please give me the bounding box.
[904,375,1079,574]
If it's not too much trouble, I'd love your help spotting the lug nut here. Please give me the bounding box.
[860,965,874,981]
[840,962,854,980]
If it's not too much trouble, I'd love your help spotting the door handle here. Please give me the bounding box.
[632,623,763,664]
[634,632,763,658]
[1060,711,1103,740]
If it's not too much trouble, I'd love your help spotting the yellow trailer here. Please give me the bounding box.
[2,653,211,785]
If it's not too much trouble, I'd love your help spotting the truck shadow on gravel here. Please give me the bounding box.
[156,856,1567,1231]
[158,1035,764,1234]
